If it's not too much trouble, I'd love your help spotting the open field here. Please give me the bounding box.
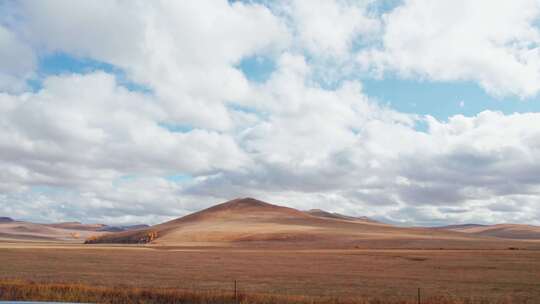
[2,280,533,304]
[0,280,534,304]
[0,243,539,303]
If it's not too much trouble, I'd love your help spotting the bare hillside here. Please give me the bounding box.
[86,198,540,249]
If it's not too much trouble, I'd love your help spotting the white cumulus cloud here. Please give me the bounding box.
[359,0,540,98]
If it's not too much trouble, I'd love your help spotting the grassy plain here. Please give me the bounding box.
[0,243,539,303]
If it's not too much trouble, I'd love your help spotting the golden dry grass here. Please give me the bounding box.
[0,244,539,303]
[0,279,533,304]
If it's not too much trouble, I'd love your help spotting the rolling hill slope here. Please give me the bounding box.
[305,209,378,223]
[0,221,107,242]
[438,224,540,240]
[0,217,14,223]
[0,220,149,243]
[86,198,540,249]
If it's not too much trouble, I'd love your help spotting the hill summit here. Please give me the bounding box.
[166,197,310,225]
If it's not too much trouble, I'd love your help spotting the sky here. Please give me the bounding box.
[1,0,540,226]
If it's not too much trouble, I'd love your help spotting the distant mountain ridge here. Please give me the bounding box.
[0,217,14,223]
[437,223,540,240]
[98,224,150,232]
[306,209,378,223]
[47,222,107,231]
[435,224,487,230]
[0,219,149,243]
[46,222,150,232]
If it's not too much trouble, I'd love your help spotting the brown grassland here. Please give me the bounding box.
[0,280,533,304]
[0,243,539,303]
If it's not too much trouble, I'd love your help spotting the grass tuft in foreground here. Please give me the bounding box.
[0,280,528,304]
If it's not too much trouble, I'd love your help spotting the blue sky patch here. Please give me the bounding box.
[367,0,403,15]
[237,55,276,83]
[158,122,194,133]
[33,52,152,94]
[165,173,193,183]
[363,77,540,121]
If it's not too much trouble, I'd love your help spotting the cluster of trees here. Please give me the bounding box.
[84,231,158,244]
[140,231,158,243]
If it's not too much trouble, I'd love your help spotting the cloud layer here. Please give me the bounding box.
[1,0,540,225]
